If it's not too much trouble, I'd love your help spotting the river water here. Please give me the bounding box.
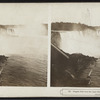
[0,35,48,86]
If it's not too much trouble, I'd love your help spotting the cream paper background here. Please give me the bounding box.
[0,3,99,97]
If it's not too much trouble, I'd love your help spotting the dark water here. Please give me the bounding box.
[0,36,47,86]
[1,54,47,86]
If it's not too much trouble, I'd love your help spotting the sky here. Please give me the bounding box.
[0,3,48,25]
[0,3,48,36]
[0,3,48,55]
[51,3,100,26]
[1,3,100,26]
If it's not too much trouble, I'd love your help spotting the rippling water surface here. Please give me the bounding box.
[0,35,47,86]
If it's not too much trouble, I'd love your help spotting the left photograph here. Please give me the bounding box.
[0,3,48,86]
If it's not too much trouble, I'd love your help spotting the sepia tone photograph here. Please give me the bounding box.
[51,3,100,87]
[0,3,48,86]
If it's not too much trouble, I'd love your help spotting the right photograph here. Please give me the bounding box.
[51,3,100,87]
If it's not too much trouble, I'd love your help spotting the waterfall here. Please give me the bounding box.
[60,30,100,58]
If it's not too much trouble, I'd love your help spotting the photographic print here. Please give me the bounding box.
[0,3,48,86]
[51,3,100,87]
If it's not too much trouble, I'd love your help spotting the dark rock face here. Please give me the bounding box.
[0,55,8,63]
[51,32,61,48]
[68,53,97,77]
[51,45,97,87]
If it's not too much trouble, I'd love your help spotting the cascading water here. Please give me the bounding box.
[60,30,100,58]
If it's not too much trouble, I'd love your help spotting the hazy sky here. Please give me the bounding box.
[1,3,100,26]
[51,3,100,26]
[0,3,48,55]
[0,3,49,36]
[0,3,48,25]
